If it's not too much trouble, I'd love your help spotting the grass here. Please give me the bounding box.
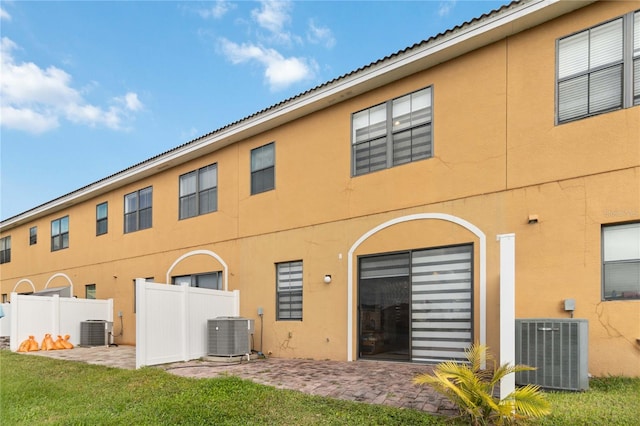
[0,351,446,425]
[1,350,638,425]
[540,376,640,426]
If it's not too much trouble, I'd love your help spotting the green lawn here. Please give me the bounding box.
[0,351,446,425]
[1,350,638,425]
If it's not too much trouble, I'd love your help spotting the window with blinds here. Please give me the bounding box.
[557,10,640,123]
[251,142,275,195]
[277,260,303,320]
[179,164,217,219]
[124,186,152,233]
[352,87,432,176]
[602,222,640,300]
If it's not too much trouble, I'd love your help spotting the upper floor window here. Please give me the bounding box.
[352,86,433,176]
[172,272,222,290]
[276,260,303,320]
[29,226,37,245]
[557,11,640,124]
[251,143,275,195]
[179,164,218,219]
[124,187,152,233]
[96,202,108,235]
[602,222,640,300]
[0,236,10,264]
[51,216,69,251]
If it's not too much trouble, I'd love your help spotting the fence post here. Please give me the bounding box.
[9,292,18,351]
[232,290,240,316]
[135,278,146,369]
[497,233,516,400]
[52,295,60,337]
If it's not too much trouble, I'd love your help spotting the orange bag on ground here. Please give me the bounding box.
[17,337,31,352]
[54,336,66,349]
[42,333,56,351]
[28,335,39,351]
[61,334,74,349]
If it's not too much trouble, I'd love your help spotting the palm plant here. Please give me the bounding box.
[413,344,551,425]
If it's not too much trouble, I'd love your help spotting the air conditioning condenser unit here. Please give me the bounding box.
[515,318,588,391]
[207,317,254,356]
[80,320,113,347]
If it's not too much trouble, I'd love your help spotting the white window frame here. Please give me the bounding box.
[51,216,69,252]
[0,236,11,264]
[276,260,303,320]
[352,86,433,176]
[556,10,640,124]
[124,187,152,233]
[179,164,218,219]
[602,222,640,300]
[251,143,275,195]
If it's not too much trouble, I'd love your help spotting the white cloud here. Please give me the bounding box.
[0,37,144,134]
[251,0,296,45]
[252,0,291,34]
[0,7,11,21]
[219,38,316,91]
[438,0,457,17]
[198,0,234,19]
[307,19,335,49]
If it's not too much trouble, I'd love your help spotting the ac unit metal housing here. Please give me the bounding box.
[207,317,254,356]
[515,318,588,391]
[80,320,112,347]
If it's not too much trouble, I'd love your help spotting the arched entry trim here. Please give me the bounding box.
[13,278,36,293]
[347,213,486,362]
[166,250,229,291]
[44,273,74,295]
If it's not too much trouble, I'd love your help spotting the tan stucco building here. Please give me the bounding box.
[1,0,639,377]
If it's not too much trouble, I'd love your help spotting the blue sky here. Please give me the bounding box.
[0,0,507,220]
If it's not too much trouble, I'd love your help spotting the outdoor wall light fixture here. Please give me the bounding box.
[323,275,332,284]
[528,214,539,224]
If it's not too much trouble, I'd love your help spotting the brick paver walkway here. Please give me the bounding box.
[14,345,457,416]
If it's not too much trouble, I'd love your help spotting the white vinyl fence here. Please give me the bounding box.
[135,278,240,368]
[8,293,113,351]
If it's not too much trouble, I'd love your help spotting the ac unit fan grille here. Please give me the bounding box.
[80,320,110,346]
[515,319,588,391]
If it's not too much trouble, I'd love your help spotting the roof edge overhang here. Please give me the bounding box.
[0,0,593,231]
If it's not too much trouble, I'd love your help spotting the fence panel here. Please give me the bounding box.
[9,293,113,351]
[136,279,240,368]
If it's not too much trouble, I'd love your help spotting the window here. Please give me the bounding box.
[124,187,152,233]
[634,11,640,105]
[352,87,433,176]
[85,284,96,299]
[29,226,37,245]
[172,272,222,290]
[557,11,640,123]
[179,164,218,219]
[1,294,7,303]
[602,222,640,300]
[51,216,69,251]
[276,260,303,320]
[251,143,275,194]
[0,236,10,264]
[96,202,108,235]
